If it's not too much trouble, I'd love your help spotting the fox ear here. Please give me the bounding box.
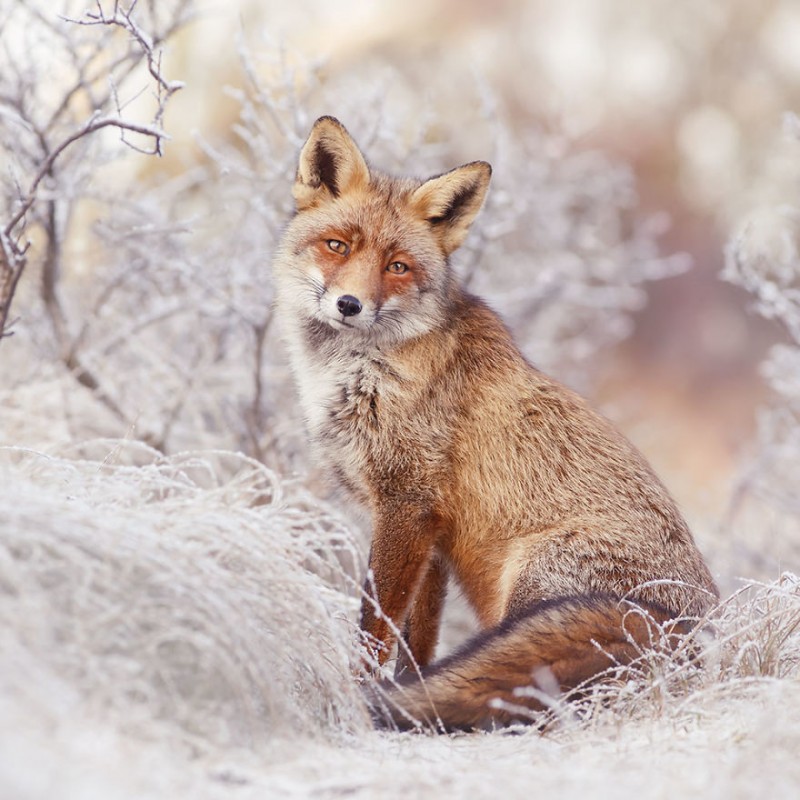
[293,116,370,209]
[411,162,492,255]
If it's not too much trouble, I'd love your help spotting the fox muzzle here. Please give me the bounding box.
[336,295,363,317]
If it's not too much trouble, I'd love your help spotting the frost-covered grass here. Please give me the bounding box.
[0,444,370,746]
[1,444,800,799]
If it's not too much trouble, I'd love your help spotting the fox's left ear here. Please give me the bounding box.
[293,116,370,209]
[411,162,492,255]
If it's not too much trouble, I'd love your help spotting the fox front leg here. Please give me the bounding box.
[358,507,440,673]
[394,555,448,679]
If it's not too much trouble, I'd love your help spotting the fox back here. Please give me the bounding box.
[273,116,718,729]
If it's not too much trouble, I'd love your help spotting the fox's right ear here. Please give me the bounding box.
[411,161,492,255]
[293,116,370,210]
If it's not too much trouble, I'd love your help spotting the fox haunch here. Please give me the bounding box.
[273,116,718,730]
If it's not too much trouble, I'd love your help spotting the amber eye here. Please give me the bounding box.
[327,239,349,255]
[386,262,409,275]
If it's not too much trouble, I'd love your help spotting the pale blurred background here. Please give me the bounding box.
[164,0,800,510]
[3,0,800,589]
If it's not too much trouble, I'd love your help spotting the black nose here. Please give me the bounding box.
[336,294,362,317]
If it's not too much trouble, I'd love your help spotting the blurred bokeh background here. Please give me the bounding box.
[166,0,800,507]
[3,0,800,590]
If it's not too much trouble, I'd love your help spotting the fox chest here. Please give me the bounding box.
[296,348,437,501]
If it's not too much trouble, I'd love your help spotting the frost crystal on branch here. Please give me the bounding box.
[1,6,684,466]
[0,0,188,341]
[723,114,800,575]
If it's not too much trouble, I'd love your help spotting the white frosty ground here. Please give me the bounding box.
[1,444,799,800]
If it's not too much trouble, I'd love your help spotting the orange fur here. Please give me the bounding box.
[273,116,718,730]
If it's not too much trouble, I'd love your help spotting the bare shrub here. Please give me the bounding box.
[0,0,188,343]
[721,112,800,583]
[1,2,685,469]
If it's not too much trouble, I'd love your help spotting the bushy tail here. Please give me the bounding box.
[366,595,692,731]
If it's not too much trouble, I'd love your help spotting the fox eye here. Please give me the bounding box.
[327,239,350,255]
[387,261,409,275]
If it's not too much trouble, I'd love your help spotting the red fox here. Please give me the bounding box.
[273,116,719,730]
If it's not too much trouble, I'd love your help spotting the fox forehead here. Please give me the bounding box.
[291,175,439,256]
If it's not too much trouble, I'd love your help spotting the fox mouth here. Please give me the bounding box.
[324,307,376,332]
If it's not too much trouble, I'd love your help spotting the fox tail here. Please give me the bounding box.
[365,595,694,731]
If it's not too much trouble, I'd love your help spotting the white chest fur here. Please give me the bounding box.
[280,316,391,438]
[297,343,385,435]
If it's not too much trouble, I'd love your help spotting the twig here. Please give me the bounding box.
[0,0,187,342]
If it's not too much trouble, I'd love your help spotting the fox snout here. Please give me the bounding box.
[336,294,363,317]
[320,280,374,329]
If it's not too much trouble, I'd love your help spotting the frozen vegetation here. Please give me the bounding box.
[1,2,799,797]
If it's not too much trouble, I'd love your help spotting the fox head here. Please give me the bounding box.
[273,116,491,345]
